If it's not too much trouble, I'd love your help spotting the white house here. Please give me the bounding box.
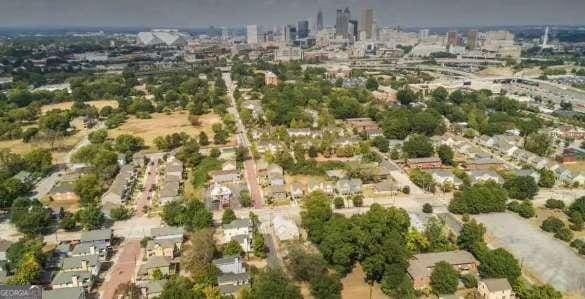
[477,278,514,299]
[223,219,252,244]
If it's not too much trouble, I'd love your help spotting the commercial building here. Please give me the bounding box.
[297,20,309,39]
[316,10,324,32]
[360,9,374,40]
[335,7,351,38]
[247,25,260,44]
[137,29,190,46]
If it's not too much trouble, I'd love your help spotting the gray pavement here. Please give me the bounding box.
[475,213,585,295]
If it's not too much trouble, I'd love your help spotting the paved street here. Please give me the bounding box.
[223,72,263,208]
[476,213,585,295]
[100,239,141,299]
[136,159,158,217]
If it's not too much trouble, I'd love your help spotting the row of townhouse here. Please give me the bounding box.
[212,256,250,297]
[344,118,384,139]
[307,178,363,197]
[136,226,185,298]
[48,229,113,295]
[476,134,585,185]
[159,157,184,205]
[256,161,288,201]
[250,126,350,142]
[101,164,139,211]
[431,135,506,171]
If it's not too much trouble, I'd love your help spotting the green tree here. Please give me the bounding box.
[423,203,433,213]
[430,261,459,294]
[409,169,436,192]
[333,197,345,209]
[372,136,389,153]
[448,182,507,214]
[250,268,302,299]
[182,229,218,284]
[402,134,434,158]
[504,176,538,200]
[76,204,105,230]
[538,169,556,188]
[110,206,132,221]
[75,174,105,205]
[457,219,486,251]
[545,198,565,209]
[114,134,144,154]
[10,198,51,235]
[310,273,342,299]
[198,131,209,146]
[88,129,108,144]
[7,253,41,285]
[397,88,418,106]
[479,248,522,284]
[22,149,53,176]
[351,194,364,207]
[223,240,244,256]
[159,277,201,299]
[365,77,379,91]
[301,192,333,243]
[437,145,454,165]
[253,233,267,258]
[431,87,449,102]
[524,133,552,156]
[222,208,237,224]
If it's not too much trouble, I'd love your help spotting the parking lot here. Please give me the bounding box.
[475,213,585,294]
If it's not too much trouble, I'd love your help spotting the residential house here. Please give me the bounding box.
[572,172,585,186]
[465,158,504,171]
[533,157,548,170]
[477,278,514,299]
[307,181,335,195]
[345,118,380,134]
[333,137,361,147]
[71,242,109,260]
[222,160,237,171]
[61,255,101,276]
[406,157,442,169]
[138,256,175,280]
[223,219,252,243]
[289,183,304,199]
[242,100,264,120]
[151,226,185,241]
[256,141,282,154]
[211,170,241,184]
[80,229,112,248]
[208,183,233,208]
[266,185,287,200]
[12,171,34,185]
[101,164,137,206]
[146,239,180,258]
[366,127,384,139]
[258,164,284,186]
[335,178,363,196]
[408,250,479,289]
[159,180,181,204]
[287,128,312,138]
[265,71,278,86]
[273,215,300,241]
[165,159,184,178]
[213,256,250,296]
[42,287,87,299]
[326,169,348,180]
[51,270,93,290]
[468,171,504,185]
[429,170,463,189]
[139,280,166,299]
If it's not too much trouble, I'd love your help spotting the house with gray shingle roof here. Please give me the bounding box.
[51,270,93,290]
[408,250,479,289]
[42,286,86,299]
[61,254,101,275]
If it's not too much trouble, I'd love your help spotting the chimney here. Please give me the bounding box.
[89,245,95,254]
[71,275,79,286]
[81,259,88,270]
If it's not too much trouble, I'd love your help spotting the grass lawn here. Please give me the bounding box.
[184,157,223,200]
[41,100,119,114]
[108,110,235,149]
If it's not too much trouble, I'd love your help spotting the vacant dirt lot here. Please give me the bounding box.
[341,264,386,299]
[41,100,118,114]
[475,213,585,295]
[0,118,89,163]
[108,111,234,149]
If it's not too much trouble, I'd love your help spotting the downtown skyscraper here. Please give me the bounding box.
[315,10,324,32]
[335,7,351,38]
[360,8,374,40]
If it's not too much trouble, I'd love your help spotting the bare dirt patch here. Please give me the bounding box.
[108,111,235,149]
[341,264,387,299]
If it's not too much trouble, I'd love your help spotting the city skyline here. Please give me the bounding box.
[0,0,584,29]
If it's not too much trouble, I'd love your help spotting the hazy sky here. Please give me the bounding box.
[0,0,583,28]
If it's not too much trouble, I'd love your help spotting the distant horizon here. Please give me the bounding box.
[1,0,584,29]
